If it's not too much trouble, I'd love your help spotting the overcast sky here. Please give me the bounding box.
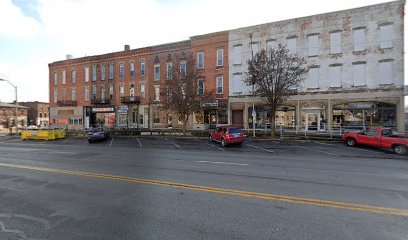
[0,0,403,103]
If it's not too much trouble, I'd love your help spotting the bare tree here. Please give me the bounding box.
[245,44,307,137]
[161,52,214,135]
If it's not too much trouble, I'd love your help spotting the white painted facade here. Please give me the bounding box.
[228,0,405,131]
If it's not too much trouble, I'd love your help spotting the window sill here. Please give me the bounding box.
[379,47,393,50]
[308,55,319,58]
[329,86,342,89]
[352,50,366,54]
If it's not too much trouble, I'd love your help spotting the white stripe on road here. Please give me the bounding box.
[313,141,389,155]
[45,150,78,155]
[295,146,338,156]
[246,144,275,153]
[0,139,21,143]
[196,160,248,166]
[110,137,114,147]
[136,138,143,148]
[208,143,225,151]
[172,143,182,149]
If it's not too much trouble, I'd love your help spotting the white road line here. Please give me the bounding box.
[136,138,143,148]
[208,143,225,151]
[45,150,78,155]
[110,138,114,147]
[196,160,248,166]
[295,146,338,156]
[172,143,182,149]
[1,139,21,143]
[314,141,389,155]
[246,144,275,153]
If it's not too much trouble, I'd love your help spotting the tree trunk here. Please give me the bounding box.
[270,110,276,138]
[182,115,188,136]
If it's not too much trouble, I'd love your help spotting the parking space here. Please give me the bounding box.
[1,135,406,160]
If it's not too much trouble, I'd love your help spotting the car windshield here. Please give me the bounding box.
[228,128,241,134]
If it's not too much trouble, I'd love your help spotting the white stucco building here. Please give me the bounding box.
[228,0,405,131]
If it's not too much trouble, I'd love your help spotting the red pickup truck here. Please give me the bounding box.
[343,128,408,155]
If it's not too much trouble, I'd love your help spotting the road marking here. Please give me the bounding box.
[45,150,78,155]
[109,137,114,147]
[196,160,248,166]
[172,143,182,149]
[0,162,407,217]
[246,144,275,153]
[136,138,143,148]
[295,146,338,156]
[208,143,225,151]
[1,139,21,143]
[313,142,390,155]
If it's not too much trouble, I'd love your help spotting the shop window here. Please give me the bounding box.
[139,114,144,125]
[218,110,228,124]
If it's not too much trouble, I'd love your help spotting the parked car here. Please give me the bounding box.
[88,128,110,143]
[340,121,366,133]
[26,125,38,130]
[343,128,408,155]
[209,126,246,147]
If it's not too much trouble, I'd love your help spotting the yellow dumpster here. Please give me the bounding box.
[21,129,66,140]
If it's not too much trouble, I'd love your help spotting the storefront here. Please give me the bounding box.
[332,102,396,129]
[194,99,228,130]
[248,105,296,129]
[90,107,115,129]
[301,103,326,131]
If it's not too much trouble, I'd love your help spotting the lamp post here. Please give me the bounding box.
[248,33,256,137]
[0,78,18,135]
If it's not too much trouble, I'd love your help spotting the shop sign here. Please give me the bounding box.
[117,105,128,113]
[58,110,74,115]
[202,100,219,107]
[92,107,114,113]
[348,102,374,109]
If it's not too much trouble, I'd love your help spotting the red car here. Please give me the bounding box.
[343,128,408,155]
[209,126,246,147]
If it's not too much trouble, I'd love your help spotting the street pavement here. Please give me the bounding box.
[0,136,407,240]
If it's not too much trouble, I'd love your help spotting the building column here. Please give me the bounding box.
[397,96,404,131]
[227,101,232,125]
[327,98,332,130]
[243,102,249,129]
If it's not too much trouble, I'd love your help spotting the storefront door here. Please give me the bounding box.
[306,113,319,131]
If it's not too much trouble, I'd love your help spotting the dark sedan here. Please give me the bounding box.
[88,129,110,143]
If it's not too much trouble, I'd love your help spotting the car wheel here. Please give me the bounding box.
[209,135,213,142]
[346,138,357,147]
[221,138,226,147]
[393,145,407,155]
[88,139,93,143]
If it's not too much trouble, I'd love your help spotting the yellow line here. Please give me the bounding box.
[1,162,408,217]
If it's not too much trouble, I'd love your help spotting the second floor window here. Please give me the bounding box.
[109,63,114,80]
[154,64,160,80]
[197,51,204,69]
[92,85,97,100]
[140,83,145,99]
[53,88,58,103]
[329,65,342,88]
[197,79,204,95]
[379,61,393,85]
[101,85,106,99]
[216,76,223,94]
[180,62,186,78]
[140,60,145,76]
[101,65,106,81]
[380,24,393,49]
[353,63,366,86]
[216,48,223,67]
[119,84,124,98]
[130,84,135,97]
[84,86,89,101]
[166,63,173,79]
[307,67,319,89]
[54,72,58,85]
[109,85,113,100]
[130,62,135,77]
[71,87,76,101]
[71,69,76,83]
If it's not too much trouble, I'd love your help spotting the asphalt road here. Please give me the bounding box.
[0,136,407,240]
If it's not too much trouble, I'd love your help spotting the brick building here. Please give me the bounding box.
[49,0,405,131]
[20,101,49,127]
[0,102,28,131]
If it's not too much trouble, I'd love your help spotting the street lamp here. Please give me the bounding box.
[249,33,256,137]
[0,78,18,135]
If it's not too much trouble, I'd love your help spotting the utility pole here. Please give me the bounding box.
[249,33,256,137]
[0,78,18,135]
